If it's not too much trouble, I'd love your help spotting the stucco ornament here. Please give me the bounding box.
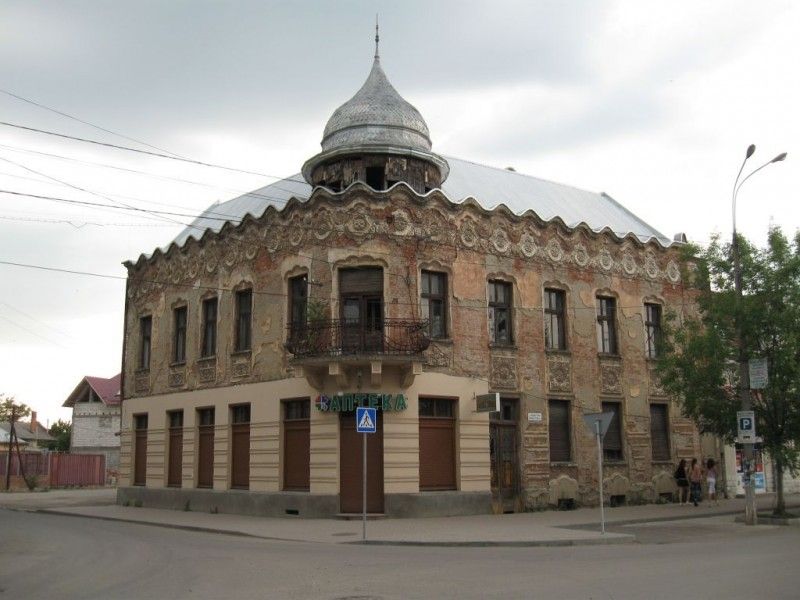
[314,210,334,239]
[459,219,479,248]
[666,261,681,283]
[547,354,572,392]
[390,208,413,236]
[573,244,589,267]
[600,362,622,395]
[622,254,637,275]
[519,231,538,258]
[490,356,518,389]
[644,254,659,279]
[598,248,614,271]
[347,211,375,236]
[546,239,564,262]
[490,227,511,253]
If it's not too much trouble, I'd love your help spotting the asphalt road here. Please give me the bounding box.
[1,509,799,599]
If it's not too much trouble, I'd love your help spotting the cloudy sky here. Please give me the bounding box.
[1,0,797,426]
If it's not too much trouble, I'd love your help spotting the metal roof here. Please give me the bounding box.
[166,156,671,253]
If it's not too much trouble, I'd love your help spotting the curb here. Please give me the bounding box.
[34,508,635,548]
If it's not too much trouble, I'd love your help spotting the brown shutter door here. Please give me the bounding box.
[339,268,383,295]
[134,430,147,485]
[231,424,250,489]
[197,425,214,488]
[167,428,183,487]
[548,400,571,462]
[419,418,456,490]
[283,419,310,491]
[339,412,383,513]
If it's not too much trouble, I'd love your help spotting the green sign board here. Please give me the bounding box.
[315,393,407,412]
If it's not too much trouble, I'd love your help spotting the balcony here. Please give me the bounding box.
[285,318,430,359]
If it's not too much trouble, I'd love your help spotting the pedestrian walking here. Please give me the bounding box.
[674,459,689,505]
[706,458,719,506]
[689,458,703,506]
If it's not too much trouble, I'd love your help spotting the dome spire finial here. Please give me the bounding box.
[374,15,380,60]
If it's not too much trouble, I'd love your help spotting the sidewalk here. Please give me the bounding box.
[3,489,796,547]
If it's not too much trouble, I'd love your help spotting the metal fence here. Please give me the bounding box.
[1,452,106,488]
[285,318,430,358]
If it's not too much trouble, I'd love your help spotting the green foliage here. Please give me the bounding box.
[657,228,800,513]
[46,420,72,452]
[0,395,31,422]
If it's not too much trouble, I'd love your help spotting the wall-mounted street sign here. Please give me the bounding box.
[528,412,543,423]
[749,358,768,390]
[475,392,500,413]
[737,410,756,442]
[356,407,377,434]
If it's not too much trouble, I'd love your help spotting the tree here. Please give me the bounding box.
[0,395,31,423]
[47,420,71,452]
[657,228,800,516]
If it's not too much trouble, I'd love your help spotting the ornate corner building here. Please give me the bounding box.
[118,45,700,517]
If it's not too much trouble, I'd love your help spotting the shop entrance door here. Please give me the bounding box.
[339,411,384,513]
[490,397,519,512]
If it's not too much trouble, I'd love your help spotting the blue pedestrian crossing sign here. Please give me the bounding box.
[356,407,377,433]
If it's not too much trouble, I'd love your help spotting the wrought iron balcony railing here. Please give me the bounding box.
[285,318,430,359]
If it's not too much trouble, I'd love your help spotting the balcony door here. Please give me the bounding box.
[339,268,383,353]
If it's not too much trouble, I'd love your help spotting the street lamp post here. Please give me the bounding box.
[731,145,787,526]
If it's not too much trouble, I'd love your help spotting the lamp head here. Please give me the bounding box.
[746,144,756,158]
[772,152,787,163]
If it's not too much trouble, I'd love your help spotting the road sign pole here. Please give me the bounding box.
[596,421,605,535]
[362,431,367,542]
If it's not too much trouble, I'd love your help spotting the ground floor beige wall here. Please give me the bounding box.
[119,372,490,497]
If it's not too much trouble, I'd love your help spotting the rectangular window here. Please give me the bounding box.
[488,280,513,345]
[421,271,447,339]
[283,399,310,492]
[645,303,662,359]
[234,289,252,352]
[419,397,456,490]
[544,288,566,350]
[602,402,623,462]
[650,404,670,461]
[138,316,152,369]
[196,408,215,488]
[172,306,187,364]
[167,410,183,487]
[596,296,618,354]
[201,297,218,358]
[548,400,571,462]
[289,275,308,336]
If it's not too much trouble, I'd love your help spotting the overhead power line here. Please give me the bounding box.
[0,120,308,185]
[0,88,184,158]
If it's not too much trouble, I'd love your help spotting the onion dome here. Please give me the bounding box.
[302,38,449,186]
[320,57,432,153]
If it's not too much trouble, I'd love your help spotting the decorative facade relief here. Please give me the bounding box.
[197,359,217,384]
[168,368,186,388]
[231,355,252,379]
[126,188,682,304]
[134,372,150,394]
[600,359,622,395]
[547,354,572,393]
[490,356,518,389]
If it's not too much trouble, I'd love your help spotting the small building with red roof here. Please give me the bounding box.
[63,373,121,482]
